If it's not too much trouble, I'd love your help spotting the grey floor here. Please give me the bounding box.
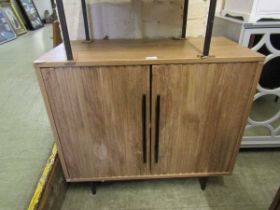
[0,25,53,210]
[61,151,280,210]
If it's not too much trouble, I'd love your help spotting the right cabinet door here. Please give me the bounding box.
[151,63,259,175]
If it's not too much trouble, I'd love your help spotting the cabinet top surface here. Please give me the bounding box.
[34,37,264,67]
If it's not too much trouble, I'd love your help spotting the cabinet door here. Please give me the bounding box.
[41,66,150,180]
[151,63,259,175]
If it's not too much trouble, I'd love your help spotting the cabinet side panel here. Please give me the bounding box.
[203,62,259,173]
[151,62,259,175]
[228,62,263,171]
[41,66,150,179]
[35,67,70,179]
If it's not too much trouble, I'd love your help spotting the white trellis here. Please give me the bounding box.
[240,26,280,147]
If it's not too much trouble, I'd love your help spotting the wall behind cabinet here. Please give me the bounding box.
[62,0,225,40]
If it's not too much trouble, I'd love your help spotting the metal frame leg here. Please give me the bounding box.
[81,0,90,41]
[199,177,208,190]
[202,0,218,57]
[56,0,73,60]
[181,0,189,38]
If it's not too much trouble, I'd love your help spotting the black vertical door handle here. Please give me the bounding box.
[142,95,147,163]
[155,95,160,163]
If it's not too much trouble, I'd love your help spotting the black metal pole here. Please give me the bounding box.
[181,0,189,38]
[203,0,217,56]
[56,0,73,60]
[81,0,90,41]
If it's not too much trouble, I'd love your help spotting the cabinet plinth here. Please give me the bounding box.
[34,37,264,182]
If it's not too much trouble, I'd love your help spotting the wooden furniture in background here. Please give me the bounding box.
[34,37,264,191]
[52,20,62,47]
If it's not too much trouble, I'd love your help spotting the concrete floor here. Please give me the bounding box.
[61,151,280,210]
[0,25,53,210]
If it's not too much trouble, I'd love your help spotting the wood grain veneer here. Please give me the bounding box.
[35,37,264,182]
[34,37,264,68]
[41,66,150,179]
[151,63,259,175]
[67,172,230,182]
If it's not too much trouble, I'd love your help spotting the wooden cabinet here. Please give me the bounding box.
[35,37,264,182]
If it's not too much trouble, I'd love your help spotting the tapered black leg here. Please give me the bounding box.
[275,96,279,103]
[91,182,97,195]
[199,177,208,190]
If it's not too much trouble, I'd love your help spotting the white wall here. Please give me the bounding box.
[62,0,225,40]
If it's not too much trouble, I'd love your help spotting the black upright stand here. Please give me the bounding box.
[181,0,189,38]
[81,0,90,41]
[203,0,218,57]
[56,0,73,60]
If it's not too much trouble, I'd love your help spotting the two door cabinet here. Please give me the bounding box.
[35,37,264,183]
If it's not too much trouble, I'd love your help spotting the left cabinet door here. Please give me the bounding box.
[40,66,150,180]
